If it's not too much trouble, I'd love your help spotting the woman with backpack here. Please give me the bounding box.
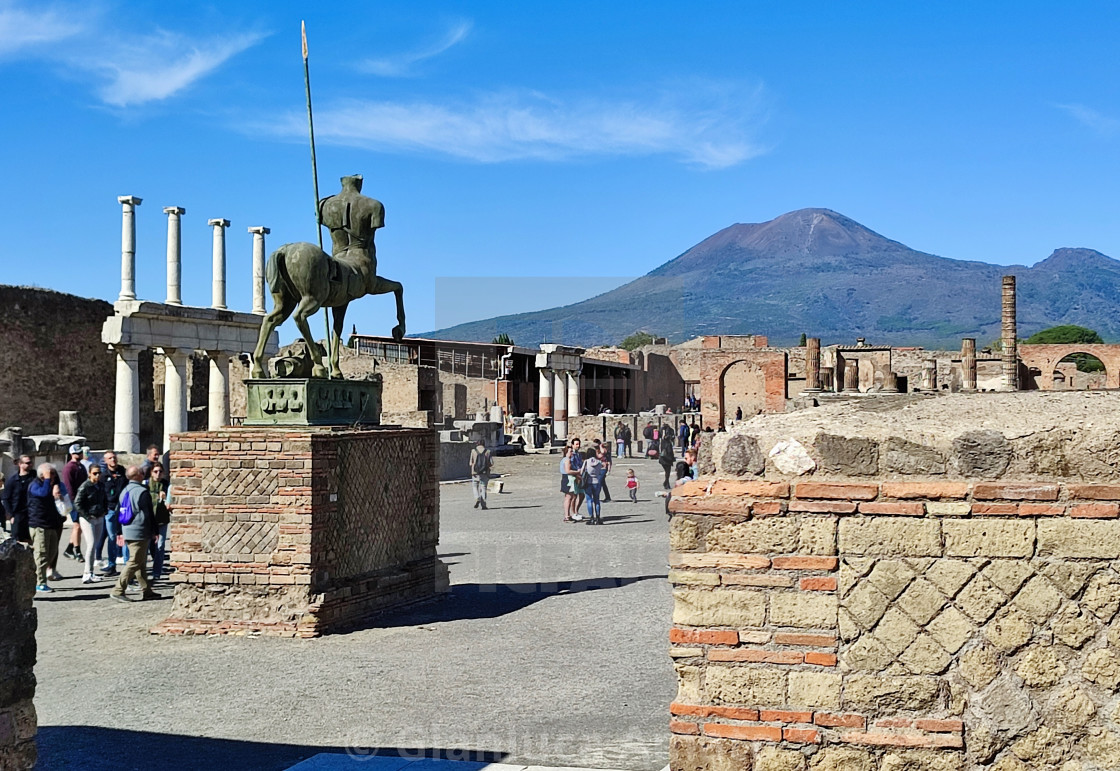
[581,447,608,525]
[74,465,109,584]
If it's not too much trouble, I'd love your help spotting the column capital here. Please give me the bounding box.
[118,195,142,206]
[163,206,186,216]
[208,218,231,228]
[248,226,271,235]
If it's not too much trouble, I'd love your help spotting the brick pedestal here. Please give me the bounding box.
[154,426,448,637]
[0,539,37,770]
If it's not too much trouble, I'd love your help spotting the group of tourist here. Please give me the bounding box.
[557,431,700,525]
[1,443,170,600]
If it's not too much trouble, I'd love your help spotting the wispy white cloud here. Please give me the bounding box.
[89,30,266,107]
[1055,103,1120,135]
[359,19,472,77]
[0,2,87,57]
[0,2,265,107]
[264,83,768,169]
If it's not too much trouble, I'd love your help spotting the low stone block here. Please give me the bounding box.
[673,589,767,628]
[770,592,838,628]
[839,518,941,556]
[943,519,1034,558]
[1038,520,1120,558]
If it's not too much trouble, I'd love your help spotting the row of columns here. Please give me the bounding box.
[112,346,231,453]
[117,196,269,315]
[537,368,581,440]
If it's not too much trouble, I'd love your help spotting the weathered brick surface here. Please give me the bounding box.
[668,467,1120,771]
[155,426,446,637]
[0,540,37,770]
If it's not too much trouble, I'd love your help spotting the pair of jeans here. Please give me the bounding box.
[584,481,602,521]
[616,440,625,458]
[114,539,152,597]
[471,474,490,505]
[102,511,120,567]
[31,527,61,585]
[150,524,169,581]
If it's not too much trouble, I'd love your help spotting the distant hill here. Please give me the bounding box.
[424,209,1120,348]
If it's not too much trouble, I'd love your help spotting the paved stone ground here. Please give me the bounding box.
[32,452,675,771]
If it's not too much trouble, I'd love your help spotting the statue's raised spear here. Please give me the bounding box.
[302,20,332,366]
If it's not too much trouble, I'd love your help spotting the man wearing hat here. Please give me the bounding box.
[61,443,88,562]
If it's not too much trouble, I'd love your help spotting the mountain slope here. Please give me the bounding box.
[425,209,1120,347]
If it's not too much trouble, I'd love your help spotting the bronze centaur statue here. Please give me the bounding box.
[251,175,405,379]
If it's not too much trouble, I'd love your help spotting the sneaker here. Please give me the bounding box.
[473,500,479,509]
[73,551,84,562]
[49,570,63,581]
[115,557,125,565]
[480,501,487,510]
[140,592,163,601]
[88,574,103,583]
[63,545,74,557]
[36,584,53,594]
[95,559,108,570]
[82,573,92,583]
[100,568,118,577]
[110,593,131,603]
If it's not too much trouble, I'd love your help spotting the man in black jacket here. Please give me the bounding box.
[2,455,34,543]
[98,452,128,575]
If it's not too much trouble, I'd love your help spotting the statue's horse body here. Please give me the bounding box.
[250,176,405,379]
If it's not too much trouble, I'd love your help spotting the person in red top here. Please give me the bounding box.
[60,443,87,562]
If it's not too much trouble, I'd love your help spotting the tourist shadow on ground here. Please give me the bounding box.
[372,574,667,629]
[37,726,510,771]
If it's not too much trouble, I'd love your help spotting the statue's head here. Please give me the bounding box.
[341,174,364,192]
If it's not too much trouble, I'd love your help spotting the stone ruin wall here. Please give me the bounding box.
[0,286,114,446]
[668,393,1120,771]
[0,540,37,770]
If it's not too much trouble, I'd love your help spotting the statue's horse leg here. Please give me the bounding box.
[330,305,347,379]
[293,294,329,379]
[369,275,406,341]
[251,290,296,377]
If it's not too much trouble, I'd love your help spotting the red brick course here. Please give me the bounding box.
[793,482,879,500]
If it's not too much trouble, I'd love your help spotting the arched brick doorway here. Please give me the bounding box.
[1018,344,1120,390]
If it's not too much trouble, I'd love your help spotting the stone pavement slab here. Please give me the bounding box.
[286,754,648,771]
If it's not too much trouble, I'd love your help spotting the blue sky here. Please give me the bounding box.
[2,1,1119,341]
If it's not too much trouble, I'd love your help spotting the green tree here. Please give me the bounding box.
[1025,325,1105,372]
[492,333,514,345]
[1024,325,1104,345]
[620,331,656,350]
[798,333,807,347]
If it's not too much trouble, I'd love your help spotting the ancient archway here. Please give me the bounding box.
[1018,344,1120,390]
[721,360,768,422]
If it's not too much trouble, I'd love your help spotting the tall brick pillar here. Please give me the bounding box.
[805,337,821,391]
[1002,275,1019,390]
[961,338,977,391]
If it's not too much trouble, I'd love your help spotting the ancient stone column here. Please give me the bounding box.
[1001,276,1019,390]
[538,368,553,418]
[209,218,230,310]
[922,359,938,391]
[843,362,859,392]
[118,196,142,301]
[805,338,821,391]
[162,348,189,452]
[567,369,581,421]
[553,370,568,440]
[248,226,270,315]
[113,345,140,453]
[820,366,834,392]
[164,206,186,305]
[208,352,230,430]
[962,338,977,391]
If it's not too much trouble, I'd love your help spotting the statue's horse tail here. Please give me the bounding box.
[265,246,295,296]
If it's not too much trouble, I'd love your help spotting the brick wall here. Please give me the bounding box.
[668,476,1120,769]
[0,539,37,769]
[158,426,447,637]
[0,286,113,446]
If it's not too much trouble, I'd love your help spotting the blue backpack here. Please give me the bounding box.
[118,490,135,526]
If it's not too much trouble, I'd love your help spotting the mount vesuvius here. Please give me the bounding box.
[425,209,1120,348]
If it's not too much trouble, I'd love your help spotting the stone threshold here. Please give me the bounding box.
[286,754,667,771]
